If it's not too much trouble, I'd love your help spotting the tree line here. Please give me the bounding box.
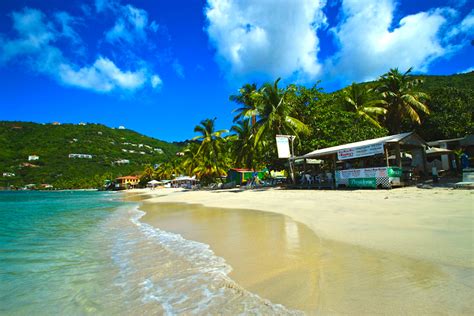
[142,68,473,184]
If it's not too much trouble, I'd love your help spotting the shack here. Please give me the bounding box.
[171,176,198,189]
[298,132,427,189]
[226,168,264,185]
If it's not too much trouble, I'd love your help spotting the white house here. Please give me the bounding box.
[113,159,130,165]
[68,154,93,159]
[118,126,125,130]
[3,172,15,177]
[28,155,39,161]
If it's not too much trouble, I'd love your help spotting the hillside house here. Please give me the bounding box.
[28,155,39,161]
[68,154,93,159]
[113,159,130,165]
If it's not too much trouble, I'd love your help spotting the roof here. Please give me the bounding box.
[426,147,453,155]
[229,168,254,172]
[116,176,139,180]
[300,132,425,159]
[427,137,464,146]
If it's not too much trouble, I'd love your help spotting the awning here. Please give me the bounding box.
[300,132,426,160]
[426,147,453,155]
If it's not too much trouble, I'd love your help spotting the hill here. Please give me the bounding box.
[0,122,181,189]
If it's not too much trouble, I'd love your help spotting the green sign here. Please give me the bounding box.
[348,178,377,188]
[387,167,402,177]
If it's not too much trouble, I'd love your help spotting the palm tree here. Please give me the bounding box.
[230,83,259,125]
[253,78,310,146]
[140,164,155,183]
[376,68,430,134]
[193,118,228,182]
[343,83,387,128]
[230,119,257,169]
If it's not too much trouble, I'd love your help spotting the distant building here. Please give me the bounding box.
[20,163,39,168]
[2,172,15,177]
[121,149,128,152]
[97,131,103,135]
[155,148,164,154]
[176,152,185,156]
[52,122,61,125]
[115,176,140,189]
[140,151,146,155]
[118,126,125,130]
[113,159,130,165]
[79,122,86,126]
[28,155,39,161]
[68,154,93,159]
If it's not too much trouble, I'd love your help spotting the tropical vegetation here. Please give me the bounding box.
[1,69,472,188]
[145,69,473,185]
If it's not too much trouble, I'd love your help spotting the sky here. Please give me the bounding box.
[0,0,473,142]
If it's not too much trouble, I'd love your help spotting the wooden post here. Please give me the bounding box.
[385,145,389,167]
[332,154,337,189]
[395,143,402,168]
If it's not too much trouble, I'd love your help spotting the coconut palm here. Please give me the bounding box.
[230,119,257,169]
[376,68,430,134]
[343,83,387,128]
[230,83,259,125]
[193,118,228,182]
[253,78,310,146]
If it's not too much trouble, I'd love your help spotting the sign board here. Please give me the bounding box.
[337,143,384,161]
[336,167,388,179]
[276,135,291,158]
[348,178,377,188]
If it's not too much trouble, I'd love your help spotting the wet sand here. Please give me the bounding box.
[131,187,474,314]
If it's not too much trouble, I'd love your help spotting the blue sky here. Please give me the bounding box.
[0,0,472,141]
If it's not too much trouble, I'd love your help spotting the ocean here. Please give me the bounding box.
[0,191,299,315]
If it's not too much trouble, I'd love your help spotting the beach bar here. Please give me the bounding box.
[298,132,427,189]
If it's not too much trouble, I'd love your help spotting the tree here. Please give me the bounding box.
[376,68,430,134]
[342,83,386,128]
[230,119,257,169]
[193,118,229,182]
[253,78,310,146]
[230,83,259,125]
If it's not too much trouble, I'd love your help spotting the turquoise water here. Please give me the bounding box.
[0,191,128,315]
[0,191,297,315]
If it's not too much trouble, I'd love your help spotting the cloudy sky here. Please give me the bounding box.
[0,0,472,141]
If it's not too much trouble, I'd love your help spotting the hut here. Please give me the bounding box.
[226,168,264,185]
[298,132,427,189]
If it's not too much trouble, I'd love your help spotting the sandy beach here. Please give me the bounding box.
[128,187,474,314]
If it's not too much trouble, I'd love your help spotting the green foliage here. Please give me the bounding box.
[416,87,474,141]
[0,122,180,189]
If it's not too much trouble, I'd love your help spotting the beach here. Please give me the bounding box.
[130,187,474,314]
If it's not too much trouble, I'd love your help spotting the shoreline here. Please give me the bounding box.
[125,187,474,314]
[126,187,473,266]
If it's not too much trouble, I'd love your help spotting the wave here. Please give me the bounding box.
[108,204,302,315]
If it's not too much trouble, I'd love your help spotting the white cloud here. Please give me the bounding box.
[205,0,326,80]
[328,0,448,82]
[0,7,161,94]
[59,57,147,92]
[448,9,474,39]
[151,75,163,89]
[459,66,474,74]
[105,4,150,44]
[172,60,185,78]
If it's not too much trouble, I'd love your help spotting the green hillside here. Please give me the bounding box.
[0,122,181,189]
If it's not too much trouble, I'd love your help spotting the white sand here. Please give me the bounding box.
[130,187,473,267]
[126,187,474,314]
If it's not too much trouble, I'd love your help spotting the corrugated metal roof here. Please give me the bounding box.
[300,132,420,159]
